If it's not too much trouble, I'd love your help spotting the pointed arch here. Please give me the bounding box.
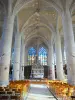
[13,0,60,16]
[38,47,48,65]
[28,47,36,65]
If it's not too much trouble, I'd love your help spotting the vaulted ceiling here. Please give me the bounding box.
[17,0,58,48]
[0,0,75,49]
[16,0,75,48]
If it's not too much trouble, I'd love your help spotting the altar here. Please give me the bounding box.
[31,62,44,79]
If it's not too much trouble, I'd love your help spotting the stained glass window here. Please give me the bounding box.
[28,47,36,65]
[38,47,47,65]
[28,47,48,65]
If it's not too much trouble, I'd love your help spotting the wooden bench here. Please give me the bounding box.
[10,95,20,100]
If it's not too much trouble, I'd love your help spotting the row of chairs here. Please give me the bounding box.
[0,80,30,100]
[0,86,21,100]
[47,80,75,99]
[0,95,20,100]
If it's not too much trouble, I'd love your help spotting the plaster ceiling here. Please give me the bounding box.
[0,0,75,48]
[17,0,58,48]
[26,36,48,49]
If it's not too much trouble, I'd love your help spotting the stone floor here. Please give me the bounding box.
[26,84,57,100]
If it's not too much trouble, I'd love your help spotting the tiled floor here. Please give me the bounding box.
[26,84,57,100]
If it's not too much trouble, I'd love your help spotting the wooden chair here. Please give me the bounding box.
[6,91,13,95]
[11,88,17,92]
[15,91,20,96]
[5,88,11,91]
[0,88,5,91]
[0,91,6,95]
[10,95,20,100]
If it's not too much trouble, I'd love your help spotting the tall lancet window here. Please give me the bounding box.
[28,47,36,65]
[38,47,47,65]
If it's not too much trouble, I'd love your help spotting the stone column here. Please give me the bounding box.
[62,10,75,85]
[0,8,14,86]
[20,38,25,80]
[24,46,28,79]
[61,43,65,65]
[13,33,21,80]
[55,31,65,80]
[24,47,27,66]
[48,44,55,80]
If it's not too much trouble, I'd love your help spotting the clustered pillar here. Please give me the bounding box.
[13,33,21,80]
[48,43,55,80]
[55,31,65,80]
[20,38,25,80]
[0,16,14,86]
[62,10,75,85]
[0,0,14,86]
[24,47,27,66]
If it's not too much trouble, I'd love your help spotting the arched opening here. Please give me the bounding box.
[38,47,47,65]
[28,47,36,65]
[27,46,48,66]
